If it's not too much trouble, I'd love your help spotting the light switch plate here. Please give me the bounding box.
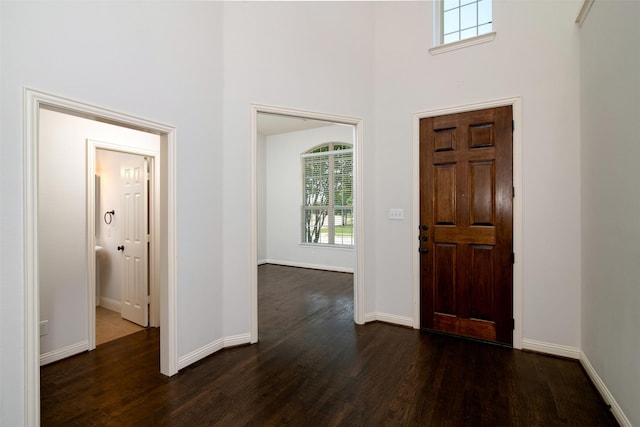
[389,208,404,220]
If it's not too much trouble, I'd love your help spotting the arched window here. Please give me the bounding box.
[301,142,353,246]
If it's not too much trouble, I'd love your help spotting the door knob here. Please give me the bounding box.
[117,245,125,252]
[420,248,429,254]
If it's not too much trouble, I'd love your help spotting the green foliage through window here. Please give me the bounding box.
[302,143,353,246]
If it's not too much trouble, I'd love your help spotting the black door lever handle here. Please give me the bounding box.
[117,245,125,252]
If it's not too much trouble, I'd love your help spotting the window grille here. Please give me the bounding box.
[441,0,492,44]
[302,143,353,246]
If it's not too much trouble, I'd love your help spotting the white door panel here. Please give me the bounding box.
[121,156,149,327]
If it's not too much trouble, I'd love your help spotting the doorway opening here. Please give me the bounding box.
[250,105,365,343]
[24,88,178,425]
[91,146,160,347]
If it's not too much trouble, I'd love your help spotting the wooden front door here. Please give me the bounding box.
[419,106,513,345]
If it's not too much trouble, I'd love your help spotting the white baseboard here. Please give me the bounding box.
[99,296,121,313]
[364,312,414,328]
[178,338,224,370]
[177,333,252,371]
[580,351,632,427]
[40,340,89,366]
[261,259,353,273]
[521,338,581,359]
[258,259,268,266]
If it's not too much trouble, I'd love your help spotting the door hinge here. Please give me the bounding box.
[512,186,515,198]
[511,318,515,330]
[512,120,515,132]
[511,253,515,264]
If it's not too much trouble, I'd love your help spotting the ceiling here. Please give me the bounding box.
[257,113,335,136]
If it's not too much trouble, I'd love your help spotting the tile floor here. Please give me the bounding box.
[96,306,144,346]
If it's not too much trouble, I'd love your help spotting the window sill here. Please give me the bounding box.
[429,32,496,56]
[299,243,354,251]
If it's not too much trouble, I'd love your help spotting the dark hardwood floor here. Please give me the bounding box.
[41,264,617,426]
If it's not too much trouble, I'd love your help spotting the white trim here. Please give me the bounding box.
[522,339,580,359]
[250,104,366,345]
[24,88,179,426]
[575,0,595,28]
[177,334,252,370]
[580,351,632,427]
[364,312,414,328]
[178,338,224,370]
[99,296,121,313]
[260,259,354,274]
[301,148,353,158]
[39,340,89,366]
[412,97,523,351]
[430,32,496,56]
[224,333,252,348]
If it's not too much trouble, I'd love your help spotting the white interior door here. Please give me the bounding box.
[120,155,149,327]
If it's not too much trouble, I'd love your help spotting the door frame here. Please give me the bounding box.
[88,142,161,348]
[250,104,365,343]
[24,88,179,426]
[412,97,523,349]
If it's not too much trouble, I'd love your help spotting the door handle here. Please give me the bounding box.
[117,245,125,252]
[420,248,429,254]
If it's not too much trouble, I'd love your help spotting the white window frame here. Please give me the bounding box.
[430,0,496,56]
[301,143,354,247]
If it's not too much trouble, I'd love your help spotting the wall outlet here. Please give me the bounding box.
[40,320,49,336]
[388,208,404,220]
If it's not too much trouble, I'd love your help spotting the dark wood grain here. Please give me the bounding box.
[41,264,617,426]
[421,106,513,345]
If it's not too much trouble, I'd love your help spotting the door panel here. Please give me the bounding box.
[121,156,149,327]
[420,105,513,345]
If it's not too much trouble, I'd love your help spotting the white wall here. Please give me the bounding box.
[264,125,354,271]
[38,109,160,357]
[1,3,224,424]
[580,1,640,425]
[372,1,583,347]
[1,1,609,423]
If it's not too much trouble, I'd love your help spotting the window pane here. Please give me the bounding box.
[333,209,353,246]
[443,32,460,44]
[478,0,492,25]
[460,27,477,40]
[478,22,492,35]
[440,0,492,45]
[443,8,460,33]
[460,3,477,30]
[302,143,353,246]
[443,0,459,12]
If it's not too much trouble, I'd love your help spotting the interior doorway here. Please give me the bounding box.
[250,105,365,343]
[92,147,159,345]
[24,89,178,425]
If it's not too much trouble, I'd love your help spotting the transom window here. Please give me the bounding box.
[441,0,492,45]
[302,143,353,246]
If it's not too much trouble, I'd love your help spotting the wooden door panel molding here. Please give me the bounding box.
[434,243,456,315]
[433,226,496,245]
[434,313,496,342]
[420,105,513,345]
[434,164,457,225]
[470,160,496,226]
